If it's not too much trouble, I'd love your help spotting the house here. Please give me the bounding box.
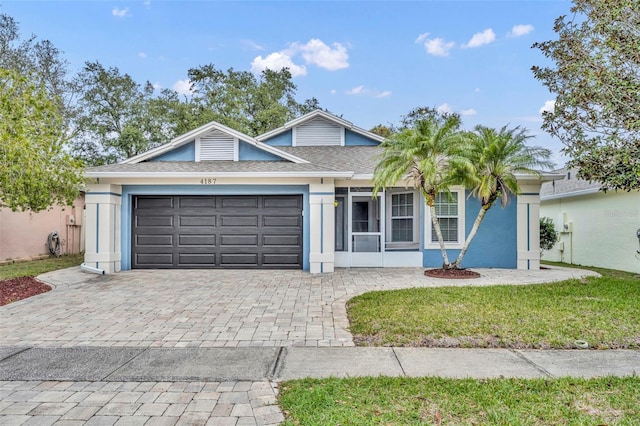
[83,110,552,274]
[540,168,640,274]
[0,194,84,263]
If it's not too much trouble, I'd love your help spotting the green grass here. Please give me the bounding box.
[0,254,84,280]
[542,261,639,280]
[347,271,639,349]
[278,376,640,425]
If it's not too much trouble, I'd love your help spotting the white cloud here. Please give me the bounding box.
[251,52,307,77]
[138,52,147,59]
[415,33,455,57]
[345,85,391,98]
[464,28,496,48]
[291,39,349,71]
[508,24,534,37]
[143,1,151,8]
[330,89,336,95]
[437,103,453,114]
[152,82,162,90]
[475,87,481,93]
[461,108,477,116]
[251,38,349,76]
[112,7,130,18]
[172,79,192,95]
[539,99,555,114]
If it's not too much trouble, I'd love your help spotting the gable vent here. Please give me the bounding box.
[198,130,236,161]
[295,117,343,146]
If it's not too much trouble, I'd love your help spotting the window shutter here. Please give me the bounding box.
[199,130,235,161]
[295,117,342,146]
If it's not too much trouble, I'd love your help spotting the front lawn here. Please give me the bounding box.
[347,267,639,349]
[0,253,83,281]
[278,376,640,425]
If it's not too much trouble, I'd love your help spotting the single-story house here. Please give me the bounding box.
[83,110,553,274]
[540,168,640,274]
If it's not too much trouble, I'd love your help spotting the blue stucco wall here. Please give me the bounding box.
[423,192,517,268]
[238,140,282,160]
[261,130,292,146]
[150,142,195,161]
[120,185,310,271]
[345,129,380,146]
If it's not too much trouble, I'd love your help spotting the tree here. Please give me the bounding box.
[373,113,469,269]
[370,124,393,138]
[540,217,559,255]
[73,61,183,165]
[0,13,77,128]
[188,64,319,136]
[532,0,640,191]
[451,126,553,268]
[0,68,83,212]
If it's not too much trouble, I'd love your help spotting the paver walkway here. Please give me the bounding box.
[0,267,599,348]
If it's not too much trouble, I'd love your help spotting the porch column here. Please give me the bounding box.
[84,184,122,274]
[516,183,542,270]
[309,181,335,273]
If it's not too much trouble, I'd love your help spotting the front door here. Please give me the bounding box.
[349,193,383,266]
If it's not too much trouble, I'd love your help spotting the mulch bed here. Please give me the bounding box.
[0,277,51,306]
[424,268,481,279]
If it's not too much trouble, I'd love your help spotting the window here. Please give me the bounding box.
[391,193,414,242]
[426,188,465,247]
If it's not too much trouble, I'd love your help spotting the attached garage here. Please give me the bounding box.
[132,195,303,269]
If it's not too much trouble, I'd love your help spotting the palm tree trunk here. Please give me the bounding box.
[452,205,489,269]
[429,204,452,268]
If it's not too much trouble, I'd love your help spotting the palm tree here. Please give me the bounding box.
[451,125,554,269]
[373,115,469,269]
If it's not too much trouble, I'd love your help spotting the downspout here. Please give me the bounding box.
[81,263,105,275]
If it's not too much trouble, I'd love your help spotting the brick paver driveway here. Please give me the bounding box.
[0,267,597,349]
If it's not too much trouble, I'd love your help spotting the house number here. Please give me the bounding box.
[199,178,216,184]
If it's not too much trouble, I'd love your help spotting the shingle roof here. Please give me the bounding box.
[86,146,384,177]
[540,168,601,198]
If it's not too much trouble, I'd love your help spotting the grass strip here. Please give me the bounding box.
[0,253,84,280]
[279,376,640,425]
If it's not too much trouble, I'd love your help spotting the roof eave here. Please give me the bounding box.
[541,187,601,201]
[84,171,355,179]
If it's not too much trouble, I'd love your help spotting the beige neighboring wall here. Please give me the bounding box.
[0,195,85,262]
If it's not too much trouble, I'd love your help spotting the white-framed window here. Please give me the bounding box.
[425,187,465,248]
[385,189,419,249]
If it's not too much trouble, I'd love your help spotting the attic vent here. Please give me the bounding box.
[294,117,343,146]
[198,130,236,161]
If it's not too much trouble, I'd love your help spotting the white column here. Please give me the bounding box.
[309,181,335,273]
[84,184,122,274]
[517,183,542,270]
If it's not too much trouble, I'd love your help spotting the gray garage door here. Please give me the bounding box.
[132,195,303,269]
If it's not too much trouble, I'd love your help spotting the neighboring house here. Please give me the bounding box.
[83,110,553,274]
[0,195,85,262]
[540,168,640,274]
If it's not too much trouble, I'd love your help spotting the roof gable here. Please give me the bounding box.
[256,110,385,146]
[121,120,308,164]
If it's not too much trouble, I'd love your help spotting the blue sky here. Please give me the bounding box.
[2,0,570,164]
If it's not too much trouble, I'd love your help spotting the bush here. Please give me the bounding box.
[540,217,559,254]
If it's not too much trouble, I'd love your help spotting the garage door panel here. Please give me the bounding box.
[137,215,174,227]
[179,197,216,208]
[136,253,174,265]
[179,216,216,227]
[263,215,301,227]
[136,235,173,247]
[263,253,300,265]
[220,235,258,246]
[221,216,258,227]
[136,197,174,209]
[221,196,259,208]
[132,195,302,269]
[178,253,216,265]
[263,235,300,246]
[221,253,258,265]
[178,234,216,246]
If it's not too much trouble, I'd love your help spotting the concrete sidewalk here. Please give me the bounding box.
[2,346,638,382]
